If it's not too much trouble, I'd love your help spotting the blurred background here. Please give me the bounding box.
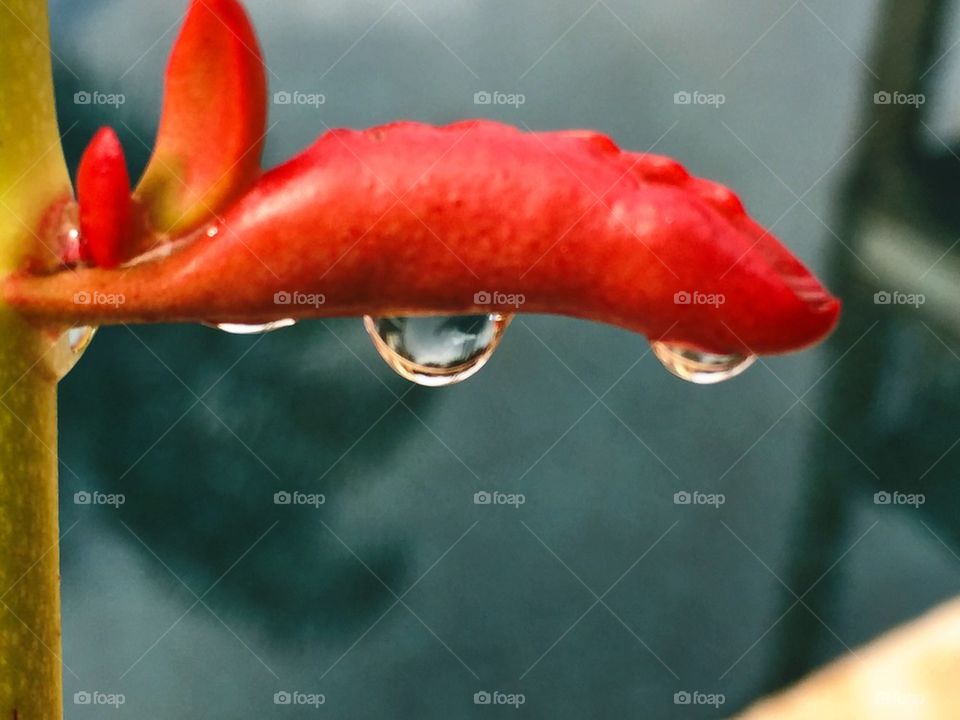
[47,0,960,717]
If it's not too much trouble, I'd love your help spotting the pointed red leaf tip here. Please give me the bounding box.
[134,0,266,237]
[76,127,132,269]
[7,122,841,356]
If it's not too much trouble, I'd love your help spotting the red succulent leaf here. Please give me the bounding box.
[6,0,841,356]
[134,0,266,238]
[76,127,131,269]
[9,121,839,355]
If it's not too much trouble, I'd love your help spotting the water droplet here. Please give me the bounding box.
[66,326,96,353]
[50,326,97,379]
[364,314,511,387]
[651,342,756,384]
[56,201,82,264]
[205,319,297,335]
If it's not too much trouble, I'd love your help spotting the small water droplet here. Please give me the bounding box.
[651,342,755,384]
[67,326,96,352]
[364,314,510,387]
[205,319,297,335]
[56,201,82,264]
[50,326,97,379]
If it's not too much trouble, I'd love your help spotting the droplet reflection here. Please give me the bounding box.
[652,342,756,384]
[364,314,511,387]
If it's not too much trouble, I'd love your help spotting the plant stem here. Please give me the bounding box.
[0,316,61,720]
[0,0,71,717]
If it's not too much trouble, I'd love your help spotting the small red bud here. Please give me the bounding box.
[76,127,132,269]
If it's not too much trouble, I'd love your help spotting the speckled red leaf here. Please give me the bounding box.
[134,0,266,237]
[7,121,839,355]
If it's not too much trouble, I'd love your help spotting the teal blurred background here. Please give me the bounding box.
[48,0,960,717]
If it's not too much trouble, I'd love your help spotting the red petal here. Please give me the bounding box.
[134,0,266,236]
[76,127,131,269]
[8,122,840,356]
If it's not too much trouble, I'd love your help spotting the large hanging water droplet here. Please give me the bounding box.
[651,342,756,384]
[364,314,511,387]
[50,326,97,379]
[205,319,297,335]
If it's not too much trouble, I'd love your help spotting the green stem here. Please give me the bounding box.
[0,0,71,717]
[0,316,61,720]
